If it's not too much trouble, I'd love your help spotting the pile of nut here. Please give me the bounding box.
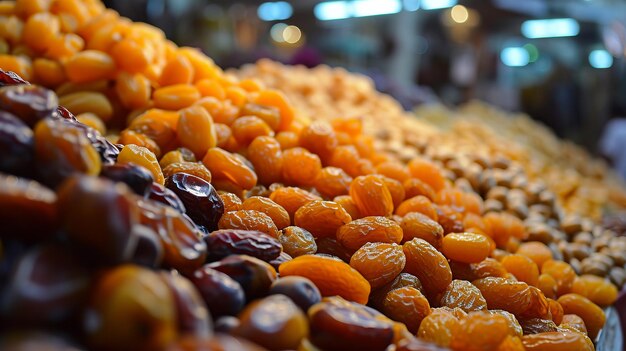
[0,1,623,351]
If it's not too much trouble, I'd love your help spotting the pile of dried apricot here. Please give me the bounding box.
[0,1,622,350]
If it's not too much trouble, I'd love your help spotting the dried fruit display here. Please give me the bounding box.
[0,0,623,349]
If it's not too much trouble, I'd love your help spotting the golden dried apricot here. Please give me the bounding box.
[450,311,510,351]
[231,116,274,146]
[395,195,438,220]
[381,286,430,333]
[538,274,558,300]
[571,274,618,307]
[501,254,540,286]
[557,293,605,339]
[242,196,290,230]
[219,192,242,213]
[547,298,564,325]
[299,121,338,163]
[441,232,491,264]
[516,242,553,268]
[541,260,576,297]
[336,216,402,251]
[349,242,405,289]
[332,195,362,220]
[177,105,217,159]
[162,162,212,184]
[279,255,370,304]
[400,212,444,247]
[117,144,164,185]
[269,186,322,220]
[278,226,317,257]
[247,136,283,186]
[282,147,322,187]
[402,238,452,297]
[407,157,446,193]
[560,314,587,335]
[417,308,460,347]
[521,331,593,351]
[315,167,352,199]
[439,280,487,312]
[403,178,436,201]
[349,175,394,217]
[218,210,279,238]
[294,200,352,238]
[376,162,411,183]
[473,277,549,319]
[203,148,257,190]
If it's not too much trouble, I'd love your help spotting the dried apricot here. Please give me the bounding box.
[403,238,452,297]
[407,157,446,192]
[382,286,430,333]
[278,226,317,257]
[242,196,290,230]
[473,277,549,319]
[299,121,338,163]
[202,148,257,190]
[349,175,394,217]
[516,242,553,268]
[441,232,491,264]
[349,242,405,289]
[247,136,283,186]
[395,195,438,220]
[315,167,352,198]
[279,255,370,304]
[117,144,163,185]
[336,216,402,251]
[218,209,279,238]
[294,200,352,238]
[269,186,322,220]
[557,293,605,339]
[177,105,217,159]
[450,311,510,351]
[541,260,576,297]
[521,331,593,351]
[501,254,539,286]
[417,308,460,347]
[439,280,487,312]
[571,274,618,307]
[403,178,436,201]
[333,195,362,220]
[219,192,242,213]
[282,147,322,187]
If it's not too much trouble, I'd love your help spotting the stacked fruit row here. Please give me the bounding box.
[0,1,621,351]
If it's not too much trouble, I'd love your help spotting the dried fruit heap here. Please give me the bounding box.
[0,1,621,350]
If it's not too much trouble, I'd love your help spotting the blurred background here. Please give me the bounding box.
[103,0,626,152]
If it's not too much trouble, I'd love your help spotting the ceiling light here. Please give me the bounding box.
[421,0,458,10]
[314,1,351,21]
[258,2,293,21]
[501,47,530,67]
[521,18,580,38]
[589,49,613,69]
[450,5,469,23]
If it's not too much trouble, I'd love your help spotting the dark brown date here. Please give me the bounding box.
[190,265,246,318]
[57,175,137,263]
[207,255,277,301]
[0,331,86,351]
[269,276,321,312]
[268,251,292,271]
[168,333,269,351]
[519,318,558,335]
[0,69,29,86]
[101,163,154,196]
[129,224,163,268]
[0,111,34,176]
[165,173,224,232]
[0,174,57,241]
[308,297,394,351]
[160,270,212,338]
[1,245,90,325]
[203,229,282,262]
[71,121,119,165]
[148,182,186,213]
[0,85,57,127]
[137,199,206,273]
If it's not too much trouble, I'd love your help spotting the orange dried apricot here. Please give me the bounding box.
[153,84,201,110]
[333,195,362,220]
[381,286,430,333]
[375,162,411,183]
[117,144,164,185]
[177,105,217,159]
[219,192,242,213]
[218,209,279,238]
[557,293,605,339]
[571,274,618,307]
[202,148,257,190]
[159,55,193,86]
[299,121,338,163]
[450,311,510,351]
[521,331,593,351]
[278,226,317,257]
[547,298,564,325]
[541,260,576,297]
[516,242,553,268]
[315,167,352,199]
[497,335,525,351]
[395,195,438,220]
[252,89,293,132]
[473,277,549,319]
[294,200,352,238]
[402,238,452,297]
[407,157,446,192]
[162,162,212,184]
[501,254,540,286]
[439,280,487,312]
[275,131,299,150]
[349,175,394,217]
[483,212,526,248]
[241,196,290,230]
[417,308,460,347]
[376,175,405,209]
[349,242,405,289]
[336,216,402,251]
[560,314,588,335]
[400,212,444,247]
[115,72,151,110]
[231,116,274,146]
[403,178,437,201]
[281,147,322,187]
[269,186,322,220]
[538,274,558,300]
[279,255,370,304]
[247,136,283,186]
[64,50,115,83]
[441,232,491,264]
